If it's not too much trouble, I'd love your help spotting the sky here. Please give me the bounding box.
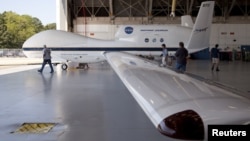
[0,0,56,25]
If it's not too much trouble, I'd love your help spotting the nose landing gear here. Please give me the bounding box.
[61,63,68,70]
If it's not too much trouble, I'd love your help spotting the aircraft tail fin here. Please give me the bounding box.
[181,15,194,28]
[186,1,215,53]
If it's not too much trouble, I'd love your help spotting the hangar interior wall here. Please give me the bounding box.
[211,24,250,51]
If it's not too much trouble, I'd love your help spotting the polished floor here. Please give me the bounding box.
[0,59,249,141]
[185,59,250,93]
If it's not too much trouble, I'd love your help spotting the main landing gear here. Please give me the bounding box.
[76,63,89,69]
[60,63,89,70]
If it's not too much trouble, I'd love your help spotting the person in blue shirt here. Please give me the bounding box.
[211,44,220,71]
[160,44,168,67]
[38,45,54,73]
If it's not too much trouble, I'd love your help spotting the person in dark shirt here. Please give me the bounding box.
[38,45,54,73]
[211,44,220,71]
[175,42,188,72]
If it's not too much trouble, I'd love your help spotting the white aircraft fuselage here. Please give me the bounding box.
[22,25,192,63]
[23,0,214,64]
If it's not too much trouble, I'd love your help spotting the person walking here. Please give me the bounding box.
[175,42,188,72]
[38,45,54,73]
[160,44,168,67]
[211,44,220,71]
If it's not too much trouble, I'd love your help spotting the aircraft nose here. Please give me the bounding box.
[23,30,51,48]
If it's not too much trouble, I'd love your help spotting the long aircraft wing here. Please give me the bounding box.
[104,51,250,141]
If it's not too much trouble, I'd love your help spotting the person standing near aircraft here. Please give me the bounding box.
[175,42,188,72]
[38,45,54,73]
[211,44,220,71]
[160,44,168,67]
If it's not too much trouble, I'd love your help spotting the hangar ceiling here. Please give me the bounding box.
[68,0,250,20]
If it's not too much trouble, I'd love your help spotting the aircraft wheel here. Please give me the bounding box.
[61,63,68,70]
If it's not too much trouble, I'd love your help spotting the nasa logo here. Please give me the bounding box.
[125,26,133,34]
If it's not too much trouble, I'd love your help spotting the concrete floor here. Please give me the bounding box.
[186,60,250,93]
[0,59,249,141]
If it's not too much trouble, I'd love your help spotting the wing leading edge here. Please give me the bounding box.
[104,52,250,140]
